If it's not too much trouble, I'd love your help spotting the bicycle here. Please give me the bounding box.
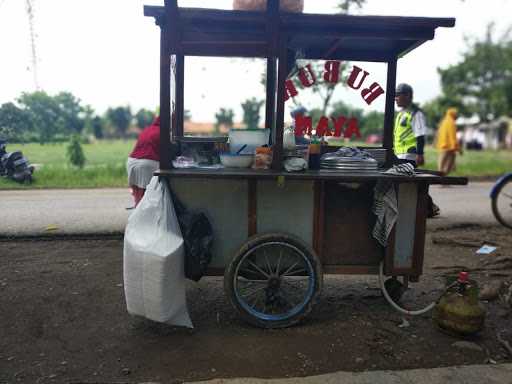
[490,173,512,229]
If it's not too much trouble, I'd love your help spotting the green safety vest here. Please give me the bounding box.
[394,109,417,155]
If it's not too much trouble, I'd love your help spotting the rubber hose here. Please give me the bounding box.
[379,261,436,316]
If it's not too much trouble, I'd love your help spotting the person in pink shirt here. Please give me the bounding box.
[126,116,160,206]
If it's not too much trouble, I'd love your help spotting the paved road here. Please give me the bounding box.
[0,188,132,236]
[0,182,497,237]
[428,182,496,228]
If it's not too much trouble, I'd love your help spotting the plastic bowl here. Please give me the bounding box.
[220,153,254,168]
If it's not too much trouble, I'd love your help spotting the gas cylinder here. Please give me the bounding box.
[432,272,486,336]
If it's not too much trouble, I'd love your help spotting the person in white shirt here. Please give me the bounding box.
[393,83,440,217]
[393,83,427,166]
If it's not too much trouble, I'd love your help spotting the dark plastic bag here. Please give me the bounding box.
[166,179,214,282]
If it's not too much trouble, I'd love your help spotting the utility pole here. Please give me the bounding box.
[25,0,40,90]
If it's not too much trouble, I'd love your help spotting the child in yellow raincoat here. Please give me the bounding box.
[436,108,463,176]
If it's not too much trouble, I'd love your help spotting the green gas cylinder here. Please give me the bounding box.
[432,272,486,336]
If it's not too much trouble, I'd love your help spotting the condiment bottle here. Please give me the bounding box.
[308,137,321,170]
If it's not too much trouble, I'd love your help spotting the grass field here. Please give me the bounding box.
[0,140,510,189]
[0,140,134,189]
[423,147,511,177]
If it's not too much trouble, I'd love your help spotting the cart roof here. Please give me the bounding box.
[144,6,455,62]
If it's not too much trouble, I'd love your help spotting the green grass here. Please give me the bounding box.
[0,140,134,189]
[0,140,509,189]
[423,147,512,177]
[333,141,511,178]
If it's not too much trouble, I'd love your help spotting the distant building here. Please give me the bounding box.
[457,115,511,150]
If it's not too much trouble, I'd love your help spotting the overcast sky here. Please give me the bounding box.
[0,0,510,123]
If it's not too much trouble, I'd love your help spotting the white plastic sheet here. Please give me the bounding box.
[123,176,193,328]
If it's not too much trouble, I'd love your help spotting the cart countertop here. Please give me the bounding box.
[155,168,467,185]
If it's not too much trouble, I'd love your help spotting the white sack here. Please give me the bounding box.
[123,176,193,328]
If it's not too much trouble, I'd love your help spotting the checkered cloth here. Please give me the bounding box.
[372,180,398,247]
[383,162,415,177]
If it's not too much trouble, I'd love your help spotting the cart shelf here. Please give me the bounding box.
[155,168,467,186]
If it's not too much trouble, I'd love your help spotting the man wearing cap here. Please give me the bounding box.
[394,83,440,217]
[393,83,427,166]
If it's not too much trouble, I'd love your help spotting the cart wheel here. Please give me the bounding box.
[492,177,512,229]
[224,233,322,329]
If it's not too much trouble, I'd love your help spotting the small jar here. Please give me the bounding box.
[253,146,272,170]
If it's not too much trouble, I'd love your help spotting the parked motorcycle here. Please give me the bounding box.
[0,140,35,184]
[490,173,512,229]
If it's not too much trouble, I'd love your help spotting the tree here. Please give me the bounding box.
[82,105,95,137]
[18,91,61,143]
[337,0,366,13]
[330,101,384,138]
[0,102,33,141]
[106,106,132,137]
[330,100,364,122]
[17,91,88,142]
[54,92,85,134]
[359,110,385,137]
[437,24,512,122]
[135,108,155,129]
[67,134,86,168]
[241,98,264,130]
[215,108,235,132]
[91,116,104,139]
[422,95,470,130]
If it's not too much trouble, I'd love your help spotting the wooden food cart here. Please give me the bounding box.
[144,0,467,328]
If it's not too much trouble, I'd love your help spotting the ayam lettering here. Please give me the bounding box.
[286,61,385,139]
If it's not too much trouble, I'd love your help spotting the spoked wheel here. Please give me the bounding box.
[492,178,512,229]
[224,233,322,328]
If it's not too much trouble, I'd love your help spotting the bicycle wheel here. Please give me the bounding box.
[224,233,322,328]
[492,178,512,229]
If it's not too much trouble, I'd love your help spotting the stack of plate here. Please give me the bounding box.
[284,146,308,158]
[320,153,379,173]
[363,148,387,165]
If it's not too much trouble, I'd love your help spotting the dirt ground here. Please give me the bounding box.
[1,224,511,384]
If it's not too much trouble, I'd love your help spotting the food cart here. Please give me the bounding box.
[144,0,467,328]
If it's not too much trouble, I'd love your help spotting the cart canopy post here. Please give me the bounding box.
[383,58,397,164]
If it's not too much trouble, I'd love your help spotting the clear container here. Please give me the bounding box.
[229,129,270,155]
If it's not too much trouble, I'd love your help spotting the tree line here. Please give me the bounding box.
[423,24,512,127]
[0,91,157,143]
